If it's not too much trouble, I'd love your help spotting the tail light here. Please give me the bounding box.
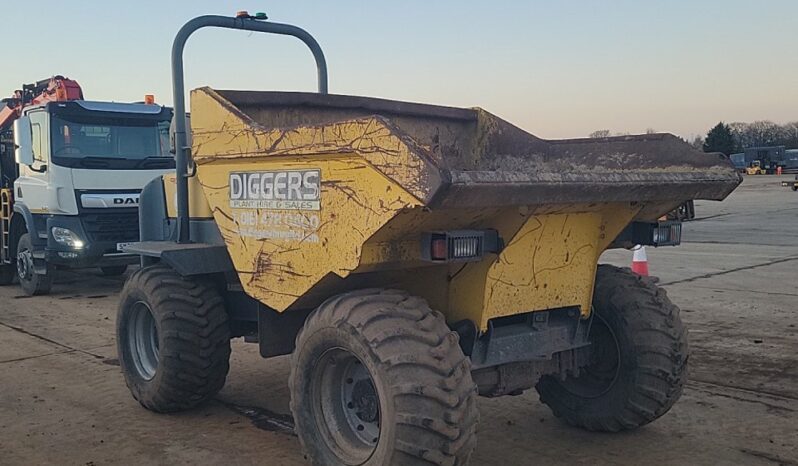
[613,221,682,248]
[421,230,502,263]
[652,221,681,246]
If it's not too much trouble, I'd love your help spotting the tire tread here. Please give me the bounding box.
[290,289,478,466]
[537,265,688,432]
[117,265,230,413]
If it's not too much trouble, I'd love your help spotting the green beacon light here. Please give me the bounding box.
[254,12,268,20]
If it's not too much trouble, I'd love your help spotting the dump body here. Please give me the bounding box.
[184,87,740,329]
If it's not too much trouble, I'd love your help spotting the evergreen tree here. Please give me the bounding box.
[702,122,737,154]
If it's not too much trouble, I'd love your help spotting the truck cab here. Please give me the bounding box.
[1,99,173,294]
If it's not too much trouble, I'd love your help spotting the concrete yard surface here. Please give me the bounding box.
[0,175,796,465]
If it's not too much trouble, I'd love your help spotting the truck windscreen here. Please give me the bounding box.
[50,114,173,170]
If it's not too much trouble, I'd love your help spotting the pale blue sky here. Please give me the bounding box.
[2,1,795,139]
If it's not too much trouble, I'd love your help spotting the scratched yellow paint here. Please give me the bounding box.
[351,203,639,328]
[181,86,641,329]
[163,173,213,219]
[487,213,601,323]
[446,205,639,329]
[185,88,430,311]
[355,203,639,330]
[195,155,419,311]
[190,88,441,204]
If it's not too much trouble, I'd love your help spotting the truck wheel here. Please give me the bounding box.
[536,264,688,432]
[290,289,478,466]
[100,265,128,276]
[116,264,230,413]
[16,233,53,296]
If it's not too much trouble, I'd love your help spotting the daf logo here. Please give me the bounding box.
[80,193,141,209]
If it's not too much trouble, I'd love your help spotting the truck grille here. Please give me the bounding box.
[81,212,139,243]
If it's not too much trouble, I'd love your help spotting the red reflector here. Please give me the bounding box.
[430,238,448,260]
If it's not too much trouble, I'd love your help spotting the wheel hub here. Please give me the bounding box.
[16,249,33,280]
[127,301,160,381]
[561,313,621,399]
[313,348,380,464]
[351,379,378,423]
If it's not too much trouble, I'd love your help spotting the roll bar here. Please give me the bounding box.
[171,13,329,243]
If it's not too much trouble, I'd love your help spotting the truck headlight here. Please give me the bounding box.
[51,227,84,249]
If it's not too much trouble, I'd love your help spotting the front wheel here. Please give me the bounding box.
[117,264,231,413]
[16,233,53,295]
[536,264,688,432]
[290,289,479,466]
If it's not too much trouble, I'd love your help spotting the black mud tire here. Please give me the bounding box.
[290,289,479,466]
[100,265,128,276]
[0,264,15,285]
[536,264,688,432]
[16,233,53,296]
[116,264,230,413]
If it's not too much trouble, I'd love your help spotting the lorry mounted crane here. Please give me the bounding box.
[0,76,174,295]
[0,76,83,129]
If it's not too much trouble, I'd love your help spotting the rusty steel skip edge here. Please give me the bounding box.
[157,87,741,330]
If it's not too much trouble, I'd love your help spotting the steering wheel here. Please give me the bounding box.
[53,145,81,155]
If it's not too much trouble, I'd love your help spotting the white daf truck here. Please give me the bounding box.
[0,76,173,294]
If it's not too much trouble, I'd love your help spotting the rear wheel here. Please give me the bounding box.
[536,264,688,432]
[100,265,128,276]
[16,233,53,296]
[290,289,478,466]
[117,264,230,413]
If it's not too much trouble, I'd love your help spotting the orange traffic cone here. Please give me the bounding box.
[631,245,649,276]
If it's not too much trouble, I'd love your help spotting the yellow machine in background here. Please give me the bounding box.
[116,13,742,465]
[747,160,766,175]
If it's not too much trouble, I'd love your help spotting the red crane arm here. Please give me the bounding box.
[0,76,83,131]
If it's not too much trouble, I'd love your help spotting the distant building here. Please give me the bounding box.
[739,146,798,171]
[784,149,798,170]
[723,147,796,172]
[744,146,785,164]
[729,153,745,170]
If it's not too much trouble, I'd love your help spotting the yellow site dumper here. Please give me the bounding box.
[117,14,742,466]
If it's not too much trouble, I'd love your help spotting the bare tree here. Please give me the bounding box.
[589,129,612,138]
[746,121,785,147]
[689,136,704,151]
[727,121,797,150]
[783,122,798,148]
[728,122,751,150]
